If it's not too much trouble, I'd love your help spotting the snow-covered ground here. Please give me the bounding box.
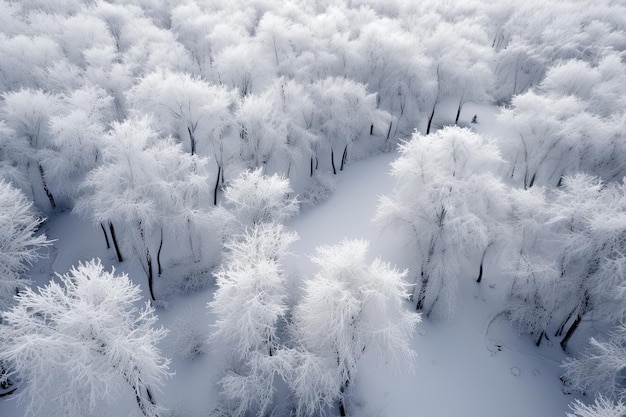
[0,104,579,417]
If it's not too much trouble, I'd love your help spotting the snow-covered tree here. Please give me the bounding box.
[375,127,505,318]
[0,181,49,311]
[0,259,170,417]
[551,175,626,351]
[47,85,114,200]
[209,223,297,417]
[216,39,275,97]
[1,89,61,211]
[503,186,560,346]
[310,77,390,174]
[566,396,626,417]
[347,17,422,136]
[425,19,494,126]
[291,239,420,416]
[498,91,583,188]
[562,323,626,401]
[506,175,626,349]
[268,78,318,178]
[127,69,235,157]
[236,89,288,170]
[127,69,236,204]
[75,117,214,300]
[217,168,299,233]
[0,34,63,92]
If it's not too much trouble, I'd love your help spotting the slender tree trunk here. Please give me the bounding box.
[340,145,348,171]
[370,124,374,135]
[188,127,196,156]
[535,329,545,347]
[124,372,159,417]
[386,121,393,142]
[427,66,441,135]
[417,211,444,310]
[38,163,56,209]
[157,228,163,276]
[416,268,429,311]
[146,249,156,301]
[560,314,581,352]
[338,383,347,417]
[100,222,110,249]
[560,294,589,351]
[213,164,222,206]
[339,398,346,417]
[476,245,491,283]
[426,100,437,135]
[555,306,578,337]
[455,100,463,125]
[109,222,124,262]
[425,294,440,318]
[528,172,536,188]
[331,149,337,175]
[310,157,314,177]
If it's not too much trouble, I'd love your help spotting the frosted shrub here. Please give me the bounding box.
[169,307,210,360]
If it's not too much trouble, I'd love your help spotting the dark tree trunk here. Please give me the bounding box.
[425,294,440,318]
[555,306,578,337]
[188,127,196,156]
[416,212,444,310]
[339,383,347,417]
[109,222,124,262]
[455,100,463,125]
[370,124,374,135]
[557,176,564,187]
[426,101,437,135]
[560,314,581,351]
[415,269,428,311]
[331,149,337,175]
[157,228,163,277]
[535,329,545,347]
[100,222,110,249]
[38,163,56,209]
[146,250,156,301]
[476,245,490,283]
[213,164,222,206]
[339,399,346,417]
[340,145,348,171]
[560,294,589,351]
[310,157,314,177]
[125,372,159,417]
[386,121,393,142]
[427,66,441,135]
[528,172,536,188]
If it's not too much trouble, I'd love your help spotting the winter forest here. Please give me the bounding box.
[1,0,626,416]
